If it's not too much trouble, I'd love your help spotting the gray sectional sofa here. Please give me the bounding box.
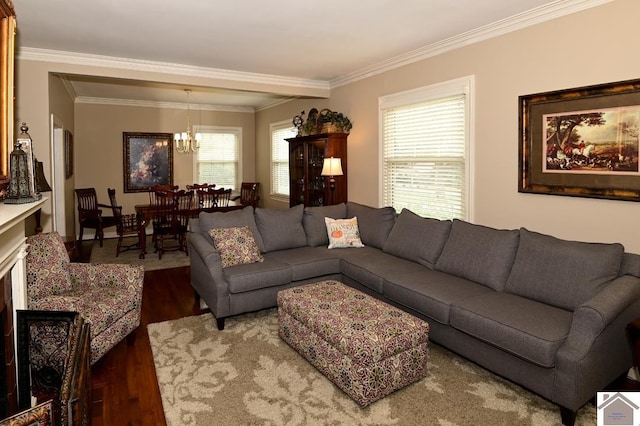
[187,202,640,425]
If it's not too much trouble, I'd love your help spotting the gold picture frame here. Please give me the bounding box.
[123,132,174,193]
[519,78,640,201]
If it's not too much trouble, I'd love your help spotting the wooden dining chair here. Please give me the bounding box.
[148,184,179,205]
[107,188,142,257]
[152,190,194,259]
[198,187,232,211]
[74,188,118,248]
[231,182,260,208]
[187,183,215,207]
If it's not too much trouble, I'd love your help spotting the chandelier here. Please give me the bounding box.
[174,89,201,153]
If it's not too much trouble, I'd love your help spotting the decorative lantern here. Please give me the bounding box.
[6,122,41,204]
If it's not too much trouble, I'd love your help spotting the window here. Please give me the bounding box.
[193,126,241,190]
[270,121,296,200]
[379,76,473,220]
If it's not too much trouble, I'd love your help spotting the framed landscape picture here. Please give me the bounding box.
[519,78,640,201]
[123,132,174,193]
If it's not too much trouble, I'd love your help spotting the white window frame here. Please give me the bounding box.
[270,120,296,203]
[378,75,474,221]
[192,125,242,190]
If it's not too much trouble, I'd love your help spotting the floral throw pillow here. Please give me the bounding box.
[325,217,365,249]
[207,226,264,268]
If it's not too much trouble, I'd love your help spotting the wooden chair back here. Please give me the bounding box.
[234,182,260,208]
[148,185,179,205]
[198,187,232,210]
[75,188,99,218]
[187,183,215,207]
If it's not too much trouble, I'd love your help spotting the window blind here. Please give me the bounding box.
[271,123,296,198]
[382,92,467,220]
[195,129,240,190]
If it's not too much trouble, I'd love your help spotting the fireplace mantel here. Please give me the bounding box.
[0,198,46,278]
[0,197,46,417]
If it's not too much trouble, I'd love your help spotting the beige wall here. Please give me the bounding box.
[257,0,640,253]
[14,0,640,253]
[74,103,255,221]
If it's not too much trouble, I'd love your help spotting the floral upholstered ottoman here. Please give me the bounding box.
[277,280,429,407]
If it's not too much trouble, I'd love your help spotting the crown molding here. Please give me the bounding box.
[18,47,330,91]
[17,0,612,99]
[330,0,613,88]
[74,96,255,113]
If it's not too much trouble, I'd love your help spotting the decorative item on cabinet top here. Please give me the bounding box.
[293,108,352,136]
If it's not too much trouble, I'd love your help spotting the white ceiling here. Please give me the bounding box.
[12,0,604,110]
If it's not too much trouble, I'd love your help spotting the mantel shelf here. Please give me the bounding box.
[0,197,47,237]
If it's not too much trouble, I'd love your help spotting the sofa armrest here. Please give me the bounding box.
[553,274,640,410]
[561,275,640,358]
[188,231,223,275]
[187,231,231,318]
[67,263,144,297]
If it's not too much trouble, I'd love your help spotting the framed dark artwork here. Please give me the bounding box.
[64,130,73,179]
[519,78,640,201]
[123,132,173,193]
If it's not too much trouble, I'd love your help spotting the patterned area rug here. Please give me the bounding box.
[147,309,596,426]
[89,237,190,271]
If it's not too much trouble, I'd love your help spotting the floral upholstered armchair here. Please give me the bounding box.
[25,232,144,364]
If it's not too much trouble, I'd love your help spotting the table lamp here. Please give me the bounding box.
[321,157,343,205]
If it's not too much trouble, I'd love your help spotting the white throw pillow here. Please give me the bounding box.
[325,217,365,249]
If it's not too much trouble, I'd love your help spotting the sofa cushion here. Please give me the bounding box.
[435,220,519,291]
[255,204,307,253]
[450,292,573,368]
[302,203,347,247]
[199,206,265,253]
[208,226,264,268]
[263,247,342,281]
[383,209,451,269]
[346,202,396,249]
[383,269,494,324]
[325,217,365,249]
[505,228,624,311]
[341,250,425,293]
[224,258,292,294]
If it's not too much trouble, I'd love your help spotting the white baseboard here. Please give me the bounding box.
[628,367,639,382]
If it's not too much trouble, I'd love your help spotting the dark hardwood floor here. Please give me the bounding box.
[74,242,205,426]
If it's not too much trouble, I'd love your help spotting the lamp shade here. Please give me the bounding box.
[35,161,52,192]
[321,157,343,177]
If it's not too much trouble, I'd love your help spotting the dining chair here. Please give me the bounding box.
[147,184,179,205]
[198,187,232,211]
[74,188,118,248]
[187,183,215,207]
[108,188,143,257]
[152,189,194,259]
[231,182,260,208]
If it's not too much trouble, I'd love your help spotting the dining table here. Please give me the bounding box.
[133,201,243,259]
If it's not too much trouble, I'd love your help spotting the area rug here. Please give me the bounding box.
[89,237,190,271]
[147,309,596,426]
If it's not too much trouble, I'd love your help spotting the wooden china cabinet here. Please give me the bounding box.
[286,133,348,207]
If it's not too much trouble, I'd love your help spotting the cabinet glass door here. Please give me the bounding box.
[307,143,325,206]
[290,144,305,205]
